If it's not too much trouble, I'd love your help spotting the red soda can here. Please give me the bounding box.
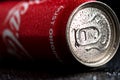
[0,0,119,67]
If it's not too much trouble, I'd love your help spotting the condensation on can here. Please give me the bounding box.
[0,0,119,67]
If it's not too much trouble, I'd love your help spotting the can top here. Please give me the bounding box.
[66,1,120,67]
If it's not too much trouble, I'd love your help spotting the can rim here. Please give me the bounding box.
[66,1,120,67]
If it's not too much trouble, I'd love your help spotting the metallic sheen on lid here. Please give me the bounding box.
[66,1,120,67]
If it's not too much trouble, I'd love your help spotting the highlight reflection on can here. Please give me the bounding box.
[0,0,119,67]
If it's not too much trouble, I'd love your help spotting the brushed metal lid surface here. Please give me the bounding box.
[66,1,120,67]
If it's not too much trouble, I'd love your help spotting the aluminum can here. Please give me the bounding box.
[0,0,119,67]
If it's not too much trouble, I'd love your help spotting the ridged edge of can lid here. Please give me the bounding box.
[66,1,120,67]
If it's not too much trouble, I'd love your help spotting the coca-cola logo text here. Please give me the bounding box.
[3,1,45,58]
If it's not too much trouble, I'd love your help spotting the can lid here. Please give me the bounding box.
[66,1,120,67]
